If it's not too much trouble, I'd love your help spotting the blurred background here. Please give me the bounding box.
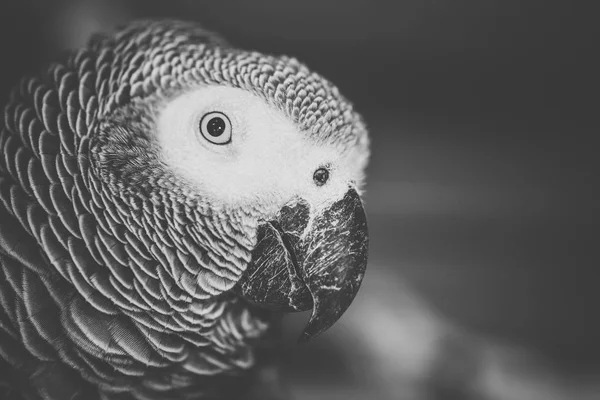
[1,1,598,399]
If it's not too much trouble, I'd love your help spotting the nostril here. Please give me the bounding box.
[313,167,329,186]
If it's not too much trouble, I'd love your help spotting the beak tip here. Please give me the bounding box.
[297,323,324,344]
[297,332,311,344]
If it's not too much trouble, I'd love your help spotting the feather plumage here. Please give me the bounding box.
[0,19,368,399]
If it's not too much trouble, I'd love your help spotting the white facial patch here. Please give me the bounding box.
[155,85,365,217]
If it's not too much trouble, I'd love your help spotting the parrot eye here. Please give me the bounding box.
[313,167,330,186]
[199,111,232,145]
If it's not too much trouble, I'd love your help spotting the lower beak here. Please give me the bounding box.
[235,188,369,342]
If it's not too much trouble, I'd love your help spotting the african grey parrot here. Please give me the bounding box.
[0,20,370,400]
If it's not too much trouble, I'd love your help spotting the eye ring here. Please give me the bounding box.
[313,167,330,186]
[199,111,232,145]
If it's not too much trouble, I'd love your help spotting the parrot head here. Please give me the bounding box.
[90,20,370,342]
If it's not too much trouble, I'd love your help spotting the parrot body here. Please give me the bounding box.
[0,20,369,400]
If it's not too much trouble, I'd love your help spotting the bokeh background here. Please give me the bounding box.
[1,1,598,399]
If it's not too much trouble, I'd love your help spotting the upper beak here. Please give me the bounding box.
[235,187,369,342]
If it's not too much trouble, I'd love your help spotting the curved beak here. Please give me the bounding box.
[235,188,369,342]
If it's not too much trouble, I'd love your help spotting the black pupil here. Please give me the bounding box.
[313,168,329,186]
[207,116,226,137]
